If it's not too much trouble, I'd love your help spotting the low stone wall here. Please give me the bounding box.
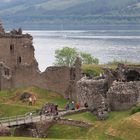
[58,108,88,117]
[55,117,91,128]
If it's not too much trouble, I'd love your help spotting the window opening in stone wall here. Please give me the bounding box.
[18,56,22,63]
[4,68,10,76]
[70,68,76,80]
[10,44,14,53]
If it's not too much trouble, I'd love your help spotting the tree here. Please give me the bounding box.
[54,47,78,67]
[80,52,99,64]
[54,47,99,66]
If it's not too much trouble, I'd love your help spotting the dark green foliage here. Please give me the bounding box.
[54,47,78,67]
[82,64,104,77]
[54,47,99,67]
[130,105,140,115]
[80,52,99,64]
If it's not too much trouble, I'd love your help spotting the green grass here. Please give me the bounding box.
[0,86,67,117]
[82,64,104,77]
[65,111,97,123]
[0,87,139,140]
[47,124,88,139]
[0,137,59,140]
[59,110,137,140]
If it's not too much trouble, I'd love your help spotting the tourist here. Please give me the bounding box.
[65,95,69,100]
[76,102,80,109]
[65,103,69,110]
[28,97,32,106]
[33,95,37,105]
[71,101,75,110]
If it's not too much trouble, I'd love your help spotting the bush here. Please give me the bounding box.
[82,64,103,77]
[130,105,140,115]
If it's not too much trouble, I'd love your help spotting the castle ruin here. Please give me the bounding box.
[0,23,81,99]
[77,64,140,119]
[0,22,140,117]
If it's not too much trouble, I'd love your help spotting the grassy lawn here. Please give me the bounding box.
[61,110,140,140]
[0,137,60,140]
[47,124,88,139]
[0,86,139,140]
[0,86,67,117]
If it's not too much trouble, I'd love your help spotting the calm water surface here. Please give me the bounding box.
[24,29,140,71]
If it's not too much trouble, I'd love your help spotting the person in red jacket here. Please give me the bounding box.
[76,102,80,109]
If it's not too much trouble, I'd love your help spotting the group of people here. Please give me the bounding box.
[65,100,80,110]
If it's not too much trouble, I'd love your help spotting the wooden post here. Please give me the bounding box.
[24,114,26,124]
[30,113,32,122]
[40,115,42,121]
[16,115,18,125]
[8,117,10,126]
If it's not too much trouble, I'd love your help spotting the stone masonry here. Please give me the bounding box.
[77,64,140,117]
[0,22,82,100]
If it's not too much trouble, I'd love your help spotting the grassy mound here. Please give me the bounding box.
[47,124,88,139]
[0,86,67,117]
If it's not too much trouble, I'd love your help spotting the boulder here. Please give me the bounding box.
[20,92,32,102]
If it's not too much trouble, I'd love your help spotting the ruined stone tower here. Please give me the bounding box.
[0,24,38,69]
[0,22,82,99]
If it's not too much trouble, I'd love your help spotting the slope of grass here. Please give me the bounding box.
[0,138,59,140]
[0,86,67,117]
[57,110,133,140]
[0,86,139,140]
[47,124,88,139]
[65,111,96,123]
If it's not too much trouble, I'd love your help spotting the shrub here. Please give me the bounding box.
[130,105,140,115]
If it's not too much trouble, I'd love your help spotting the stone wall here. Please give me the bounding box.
[55,117,91,128]
[12,65,41,88]
[0,35,38,70]
[107,81,140,110]
[42,66,71,96]
[0,62,12,90]
[77,79,107,108]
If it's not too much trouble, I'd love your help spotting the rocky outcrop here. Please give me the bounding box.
[0,127,11,136]
[107,81,140,110]
[14,120,54,138]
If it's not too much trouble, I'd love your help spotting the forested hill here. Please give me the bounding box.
[1,0,140,29]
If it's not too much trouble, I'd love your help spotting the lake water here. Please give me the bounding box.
[24,28,140,72]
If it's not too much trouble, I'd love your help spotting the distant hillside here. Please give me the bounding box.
[1,0,140,29]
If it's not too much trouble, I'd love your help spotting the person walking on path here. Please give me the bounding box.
[29,97,32,106]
